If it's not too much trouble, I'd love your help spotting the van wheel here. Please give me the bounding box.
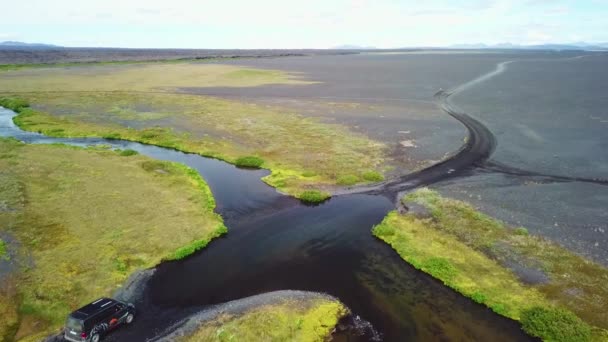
[126,313,134,324]
[90,333,100,342]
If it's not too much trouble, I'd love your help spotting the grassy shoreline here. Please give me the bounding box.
[0,59,388,201]
[373,188,608,342]
[0,138,226,341]
[0,54,310,72]
[177,297,348,342]
[0,94,385,202]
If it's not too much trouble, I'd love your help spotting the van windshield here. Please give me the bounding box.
[66,317,83,332]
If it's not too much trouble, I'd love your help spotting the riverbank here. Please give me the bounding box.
[0,48,352,66]
[0,59,390,200]
[373,188,608,341]
[154,291,348,342]
[0,138,225,341]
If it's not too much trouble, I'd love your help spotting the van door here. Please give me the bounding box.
[107,304,123,329]
[114,303,129,324]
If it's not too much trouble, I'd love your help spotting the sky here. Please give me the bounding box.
[1,0,607,49]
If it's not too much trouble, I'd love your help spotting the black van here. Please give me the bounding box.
[64,298,135,342]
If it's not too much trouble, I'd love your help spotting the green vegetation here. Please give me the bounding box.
[0,97,29,112]
[1,91,386,197]
[179,298,348,342]
[0,239,8,261]
[234,156,264,168]
[0,138,225,341]
[362,170,384,182]
[298,190,331,203]
[372,210,547,319]
[337,174,359,186]
[0,58,200,72]
[118,149,138,156]
[373,188,608,341]
[0,60,388,196]
[521,307,592,342]
[0,63,311,93]
[0,289,19,342]
[0,56,279,73]
[166,224,228,261]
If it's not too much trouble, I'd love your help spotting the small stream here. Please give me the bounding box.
[0,107,532,341]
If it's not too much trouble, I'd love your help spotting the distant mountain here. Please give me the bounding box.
[0,41,60,48]
[449,43,491,49]
[448,42,608,51]
[332,45,377,50]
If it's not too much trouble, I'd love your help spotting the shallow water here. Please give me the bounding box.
[0,107,531,341]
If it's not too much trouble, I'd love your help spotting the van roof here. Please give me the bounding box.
[70,298,117,320]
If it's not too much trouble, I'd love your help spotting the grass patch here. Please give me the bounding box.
[118,149,138,156]
[521,307,592,342]
[298,190,331,204]
[234,156,264,168]
[420,257,458,283]
[0,138,224,341]
[0,63,311,93]
[374,188,608,341]
[179,297,348,342]
[0,239,8,261]
[0,288,19,342]
[0,56,285,73]
[2,92,387,197]
[165,224,228,261]
[0,97,30,112]
[337,174,359,186]
[362,170,384,182]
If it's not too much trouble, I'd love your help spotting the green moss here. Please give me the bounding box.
[225,69,284,80]
[0,63,311,92]
[0,140,225,339]
[234,156,264,168]
[372,221,395,237]
[298,190,331,203]
[374,188,608,340]
[166,224,228,261]
[118,149,138,156]
[0,97,30,112]
[337,174,359,186]
[179,298,348,342]
[362,170,384,182]
[420,257,458,283]
[2,92,387,197]
[102,132,122,139]
[0,59,191,72]
[113,257,128,274]
[470,291,487,304]
[521,307,592,342]
[490,303,509,316]
[0,291,19,342]
[372,210,543,325]
[0,239,8,261]
[0,56,283,73]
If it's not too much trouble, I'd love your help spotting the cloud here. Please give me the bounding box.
[3,0,607,48]
[0,33,16,40]
[545,5,570,15]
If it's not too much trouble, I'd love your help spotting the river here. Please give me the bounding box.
[0,100,532,341]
